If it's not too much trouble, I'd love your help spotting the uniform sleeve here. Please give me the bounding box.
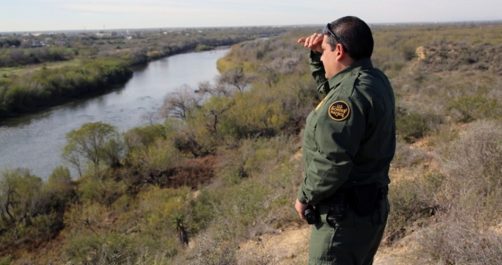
[309,51,330,95]
[298,96,367,205]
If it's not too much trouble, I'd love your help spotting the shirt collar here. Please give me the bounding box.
[328,58,373,88]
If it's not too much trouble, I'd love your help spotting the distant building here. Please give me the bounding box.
[30,40,45,47]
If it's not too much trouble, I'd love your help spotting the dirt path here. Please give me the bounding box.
[237,225,310,265]
[237,225,423,265]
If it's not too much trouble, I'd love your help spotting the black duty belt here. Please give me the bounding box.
[318,184,388,217]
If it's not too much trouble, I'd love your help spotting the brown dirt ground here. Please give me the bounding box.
[236,225,432,265]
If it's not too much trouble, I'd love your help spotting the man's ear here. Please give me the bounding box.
[336,43,345,58]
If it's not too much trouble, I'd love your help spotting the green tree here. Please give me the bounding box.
[44,166,75,209]
[0,169,42,226]
[63,122,124,177]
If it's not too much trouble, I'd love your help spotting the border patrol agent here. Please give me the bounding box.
[295,16,396,265]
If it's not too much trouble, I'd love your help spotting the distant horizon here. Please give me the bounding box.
[2,0,500,34]
[2,19,502,34]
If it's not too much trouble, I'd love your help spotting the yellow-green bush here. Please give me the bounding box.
[64,232,138,265]
[126,139,181,174]
[0,169,69,252]
[448,94,501,122]
[396,109,434,143]
[0,256,11,265]
[77,176,127,205]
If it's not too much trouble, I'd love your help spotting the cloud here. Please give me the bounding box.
[59,0,325,15]
[64,3,168,14]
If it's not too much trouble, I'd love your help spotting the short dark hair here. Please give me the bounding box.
[326,16,374,60]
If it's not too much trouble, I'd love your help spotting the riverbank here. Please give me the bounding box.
[0,58,132,119]
[0,44,237,121]
[0,48,230,178]
[0,27,287,120]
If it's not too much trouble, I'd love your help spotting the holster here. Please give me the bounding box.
[325,191,347,228]
[321,184,388,228]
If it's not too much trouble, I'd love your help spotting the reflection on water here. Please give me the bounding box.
[0,48,229,178]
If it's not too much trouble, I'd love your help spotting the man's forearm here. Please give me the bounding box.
[309,51,330,95]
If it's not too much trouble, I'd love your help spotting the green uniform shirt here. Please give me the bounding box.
[298,52,396,205]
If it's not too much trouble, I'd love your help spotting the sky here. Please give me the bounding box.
[1,0,501,32]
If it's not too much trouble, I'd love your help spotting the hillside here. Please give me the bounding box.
[1,23,502,264]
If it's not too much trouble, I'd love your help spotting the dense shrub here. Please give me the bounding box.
[438,120,502,218]
[77,176,127,205]
[63,122,125,177]
[0,256,12,265]
[448,94,501,122]
[386,171,443,244]
[124,123,181,176]
[391,140,429,168]
[418,120,502,264]
[60,187,189,264]
[0,47,75,67]
[0,58,132,117]
[64,232,139,265]
[0,169,71,253]
[396,108,438,143]
[421,220,502,265]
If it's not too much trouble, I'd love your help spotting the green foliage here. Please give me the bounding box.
[0,255,12,265]
[172,136,300,264]
[124,124,182,179]
[64,232,139,265]
[137,187,189,232]
[184,190,215,234]
[62,186,191,262]
[187,95,235,153]
[63,122,124,176]
[127,140,180,174]
[0,26,286,118]
[218,180,270,240]
[0,58,132,117]
[222,86,290,137]
[0,169,42,226]
[182,38,315,152]
[448,94,501,122]
[0,47,75,67]
[0,169,67,252]
[217,137,293,184]
[124,124,169,149]
[77,176,127,205]
[46,166,74,200]
[396,108,436,143]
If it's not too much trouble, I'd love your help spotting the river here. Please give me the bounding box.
[0,48,229,178]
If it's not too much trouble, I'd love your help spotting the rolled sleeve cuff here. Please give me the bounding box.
[310,51,322,64]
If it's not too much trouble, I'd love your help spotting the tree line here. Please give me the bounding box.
[0,27,288,119]
[0,47,76,67]
[0,58,132,117]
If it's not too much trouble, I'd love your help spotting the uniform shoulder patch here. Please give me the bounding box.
[328,101,351,121]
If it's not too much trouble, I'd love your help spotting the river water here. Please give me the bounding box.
[0,48,229,178]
